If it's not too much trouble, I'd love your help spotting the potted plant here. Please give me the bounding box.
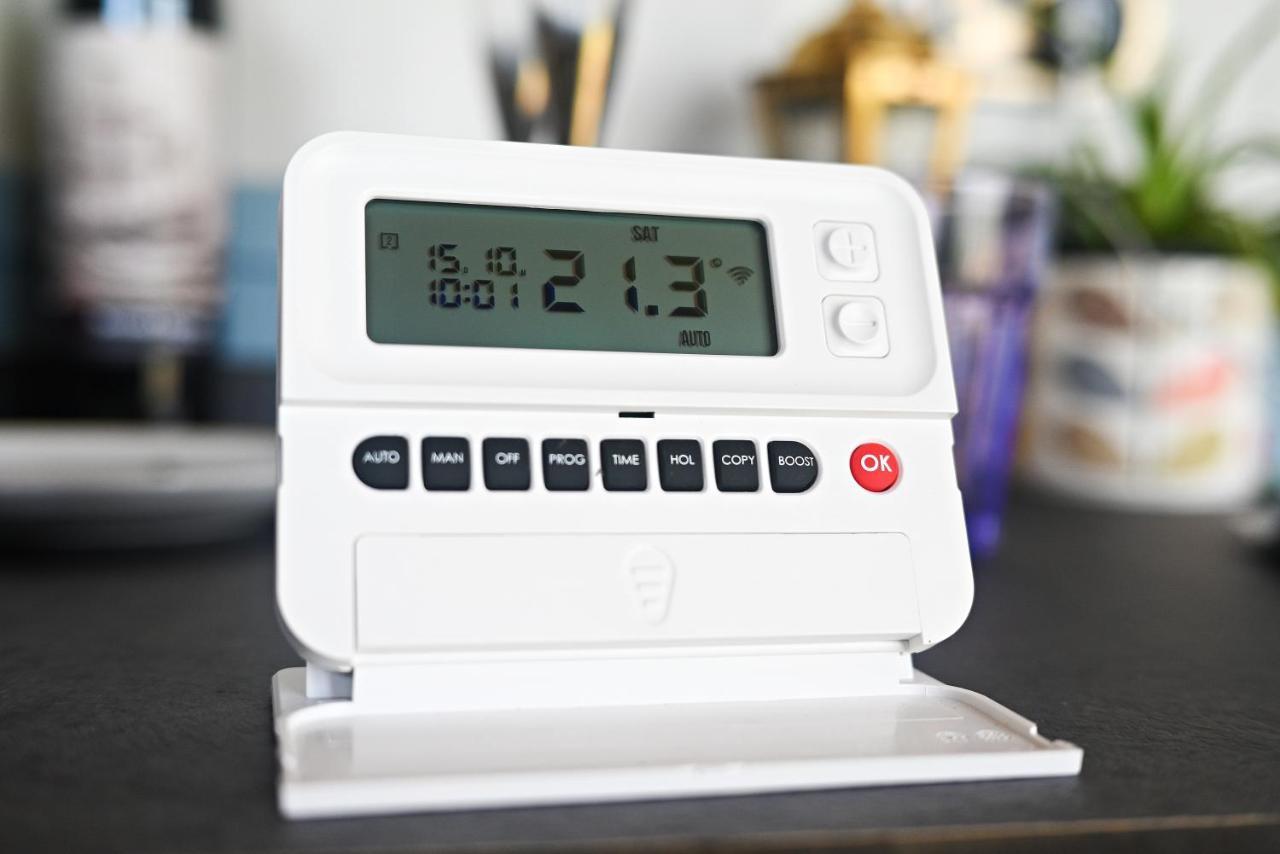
[1023,5,1280,509]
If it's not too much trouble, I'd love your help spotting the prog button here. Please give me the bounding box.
[353,436,408,490]
[767,440,819,493]
[542,438,590,491]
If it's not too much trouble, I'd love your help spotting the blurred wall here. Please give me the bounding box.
[5,0,1280,177]
[2,0,1279,367]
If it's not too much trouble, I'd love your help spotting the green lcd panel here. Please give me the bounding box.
[365,200,778,356]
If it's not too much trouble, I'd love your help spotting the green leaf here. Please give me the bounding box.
[1203,136,1280,175]
[1175,0,1280,155]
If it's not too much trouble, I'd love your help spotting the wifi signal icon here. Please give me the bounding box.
[728,265,754,285]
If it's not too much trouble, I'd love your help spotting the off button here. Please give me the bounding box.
[767,440,819,493]
[850,443,899,492]
[483,438,531,491]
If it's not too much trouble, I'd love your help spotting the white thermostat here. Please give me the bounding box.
[271,132,1081,819]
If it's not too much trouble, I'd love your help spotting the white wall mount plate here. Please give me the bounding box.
[272,666,1081,818]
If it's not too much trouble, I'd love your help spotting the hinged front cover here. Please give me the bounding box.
[272,667,1082,818]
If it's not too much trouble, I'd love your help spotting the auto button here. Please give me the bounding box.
[353,436,409,490]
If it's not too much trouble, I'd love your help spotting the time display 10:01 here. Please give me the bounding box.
[427,242,746,319]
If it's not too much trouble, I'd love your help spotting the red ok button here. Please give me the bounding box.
[850,443,899,492]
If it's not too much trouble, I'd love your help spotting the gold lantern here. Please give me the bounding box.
[755,1,973,185]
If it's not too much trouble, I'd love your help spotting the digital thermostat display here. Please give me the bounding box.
[365,200,778,356]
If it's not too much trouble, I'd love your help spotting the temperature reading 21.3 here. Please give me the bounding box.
[425,243,755,318]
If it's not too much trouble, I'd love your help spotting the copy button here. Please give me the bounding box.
[712,440,759,492]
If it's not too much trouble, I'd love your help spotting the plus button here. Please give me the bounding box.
[826,225,873,268]
[816,222,878,282]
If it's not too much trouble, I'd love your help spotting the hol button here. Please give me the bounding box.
[657,439,704,492]
[767,440,819,493]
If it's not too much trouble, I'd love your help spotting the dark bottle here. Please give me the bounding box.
[32,0,224,421]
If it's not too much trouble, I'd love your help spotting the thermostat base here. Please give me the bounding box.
[271,666,1081,819]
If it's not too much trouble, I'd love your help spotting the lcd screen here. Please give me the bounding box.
[365,200,778,356]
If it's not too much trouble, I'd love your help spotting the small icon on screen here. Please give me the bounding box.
[379,232,400,250]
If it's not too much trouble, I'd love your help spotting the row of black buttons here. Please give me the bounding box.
[352,436,819,493]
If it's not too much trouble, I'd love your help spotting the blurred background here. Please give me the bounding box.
[0,0,1278,556]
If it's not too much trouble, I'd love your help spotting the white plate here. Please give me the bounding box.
[0,423,275,548]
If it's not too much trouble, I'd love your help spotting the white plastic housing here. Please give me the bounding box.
[277,132,972,670]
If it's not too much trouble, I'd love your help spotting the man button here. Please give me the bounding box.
[422,436,471,491]
[542,438,590,491]
[712,439,759,492]
[353,435,408,489]
[483,438,531,491]
[601,439,647,491]
[850,442,900,492]
[657,439,704,492]
[767,440,819,493]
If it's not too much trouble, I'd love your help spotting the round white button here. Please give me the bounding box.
[836,300,881,343]
[825,225,875,270]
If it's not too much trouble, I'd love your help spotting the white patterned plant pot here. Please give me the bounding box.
[1023,254,1273,511]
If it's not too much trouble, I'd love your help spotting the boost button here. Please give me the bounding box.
[767,440,819,493]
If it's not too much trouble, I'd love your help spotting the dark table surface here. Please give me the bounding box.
[3,492,1280,853]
